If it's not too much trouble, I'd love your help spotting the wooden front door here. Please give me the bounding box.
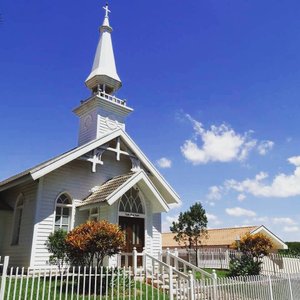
[119,216,145,266]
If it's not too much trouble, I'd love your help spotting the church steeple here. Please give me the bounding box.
[85,4,122,95]
[74,4,132,146]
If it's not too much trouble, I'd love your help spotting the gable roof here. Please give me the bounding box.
[80,170,169,213]
[81,173,135,206]
[251,225,288,250]
[162,225,288,250]
[0,129,180,205]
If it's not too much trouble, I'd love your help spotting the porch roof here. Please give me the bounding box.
[79,170,169,213]
[81,172,135,206]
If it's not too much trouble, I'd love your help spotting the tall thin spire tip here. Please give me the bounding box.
[103,3,111,18]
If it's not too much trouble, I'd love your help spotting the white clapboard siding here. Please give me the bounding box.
[78,109,98,146]
[0,181,38,267]
[31,152,133,267]
[152,213,162,258]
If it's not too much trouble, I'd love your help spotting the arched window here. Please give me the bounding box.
[54,193,72,231]
[12,194,24,245]
[119,188,145,215]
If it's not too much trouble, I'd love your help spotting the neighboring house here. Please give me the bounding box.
[0,6,180,268]
[162,225,288,251]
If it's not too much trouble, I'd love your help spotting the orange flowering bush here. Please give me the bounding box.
[238,233,273,258]
[229,233,273,276]
[65,220,125,268]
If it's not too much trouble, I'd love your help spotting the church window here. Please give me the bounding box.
[119,188,144,215]
[54,193,72,231]
[12,194,24,245]
[89,207,99,221]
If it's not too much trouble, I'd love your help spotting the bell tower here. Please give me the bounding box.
[74,4,133,146]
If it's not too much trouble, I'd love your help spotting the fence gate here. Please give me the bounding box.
[0,256,9,300]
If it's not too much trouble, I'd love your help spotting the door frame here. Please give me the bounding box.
[117,187,147,254]
[119,216,145,252]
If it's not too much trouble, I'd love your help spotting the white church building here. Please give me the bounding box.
[0,5,180,268]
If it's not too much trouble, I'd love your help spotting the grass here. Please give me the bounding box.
[2,276,170,300]
[195,268,230,279]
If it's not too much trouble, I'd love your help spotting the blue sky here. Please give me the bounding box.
[1,1,300,241]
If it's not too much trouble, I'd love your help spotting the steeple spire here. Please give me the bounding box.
[74,4,133,146]
[85,4,122,95]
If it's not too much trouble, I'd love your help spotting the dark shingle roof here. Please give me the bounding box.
[81,172,135,206]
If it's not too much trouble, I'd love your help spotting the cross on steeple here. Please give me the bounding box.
[103,3,111,18]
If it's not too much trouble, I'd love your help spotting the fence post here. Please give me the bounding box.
[168,266,174,300]
[132,247,137,276]
[0,256,9,300]
[117,250,122,268]
[212,269,217,300]
[225,250,229,269]
[188,270,195,300]
[166,248,170,266]
[142,247,147,275]
[268,275,274,300]
[158,249,162,261]
[196,249,200,267]
[287,273,294,300]
[174,248,179,270]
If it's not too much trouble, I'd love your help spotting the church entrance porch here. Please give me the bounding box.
[119,216,144,267]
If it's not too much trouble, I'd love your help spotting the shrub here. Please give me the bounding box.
[45,229,68,271]
[238,233,273,258]
[65,220,125,268]
[228,254,262,276]
[228,232,273,277]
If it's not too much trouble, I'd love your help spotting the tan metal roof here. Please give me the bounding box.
[162,226,258,248]
[81,172,135,206]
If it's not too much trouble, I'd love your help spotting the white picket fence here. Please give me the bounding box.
[169,248,300,275]
[1,255,300,300]
[167,248,232,269]
[261,254,300,275]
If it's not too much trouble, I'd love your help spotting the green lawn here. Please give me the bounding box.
[195,268,230,279]
[2,276,170,300]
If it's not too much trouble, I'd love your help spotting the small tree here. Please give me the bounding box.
[65,220,125,268]
[238,232,273,258]
[45,229,68,272]
[228,232,273,276]
[170,202,207,263]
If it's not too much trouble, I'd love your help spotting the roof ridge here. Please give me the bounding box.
[162,225,258,234]
[206,225,258,231]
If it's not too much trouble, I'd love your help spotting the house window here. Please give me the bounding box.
[89,207,99,221]
[119,188,145,215]
[12,194,24,245]
[54,193,72,231]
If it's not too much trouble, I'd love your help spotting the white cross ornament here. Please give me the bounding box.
[103,4,111,18]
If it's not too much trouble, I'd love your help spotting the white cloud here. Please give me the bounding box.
[162,215,179,232]
[225,207,257,217]
[207,186,222,201]
[156,157,172,168]
[283,226,300,233]
[207,213,222,226]
[272,217,296,225]
[257,140,274,155]
[288,156,300,166]
[225,156,300,198]
[237,194,246,201]
[181,115,273,165]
